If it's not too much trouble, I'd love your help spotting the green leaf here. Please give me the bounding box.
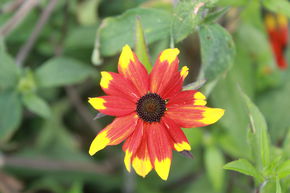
[135,17,152,72]
[277,160,290,179]
[22,93,51,118]
[210,75,250,158]
[171,0,220,43]
[171,0,203,43]
[64,26,98,49]
[203,7,229,24]
[218,0,247,6]
[35,57,96,88]
[0,38,20,90]
[224,159,263,182]
[184,175,215,193]
[263,156,282,178]
[198,23,235,81]
[69,182,83,193]
[282,128,290,157]
[276,176,282,193]
[241,91,271,169]
[98,8,171,56]
[263,0,290,18]
[236,23,279,91]
[0,90,22,143]
[210,42,253,159]
[76,0,100,25]
[204,146,225,191]
[17,68,37,94]
[258,83,290,142]
[261,180,276,193]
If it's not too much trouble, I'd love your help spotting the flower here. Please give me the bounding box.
[88,45,224,180]
[264,12,288,70]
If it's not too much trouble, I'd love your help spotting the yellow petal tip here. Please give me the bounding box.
[88,97,106,110]
[180,66,189,79]
[277,14,288,27]
[194,92,206,100]
[174,142,191,152]
[119,45,135,70]
[160,48,180,64]
[124,150,132,172]
[201,108,225,125]
[100,71,113,89]
[89,149,96,156]
[154,158,171,181]
[89,131,110,156]
[193,92,207,106]
[132,157,152,178]
[265,14,276,30]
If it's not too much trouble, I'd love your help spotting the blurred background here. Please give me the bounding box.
[0,0,290,193]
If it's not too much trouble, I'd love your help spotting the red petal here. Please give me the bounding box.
[265,13,288,70]
[267,29,288,70]
[162,116,191,152]
[100,71,140,102]
[166,106,224,128]
[160,72,183,99]
[277,14,288,45]
[147,123,172,180]
[160,66,189,99]
[89,113,138,155]
[118,45,149,96]
[122,119,144,172]
[149,48,182,98]
[88,96,135,117]
[131,124,153,177]
[167,90,207,107]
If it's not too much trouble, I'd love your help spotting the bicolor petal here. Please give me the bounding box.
[264,13,288,69]
[118,45,149,96]
[100,71,140,102]
[88,96,135,116]
[131,127,152,178]
[276,14,288,45]
[160,67,188,99]
[122,120,144,172]
[89,113,138,156]
[150,48,181,98]
[166,106,225,128]
[162,117,191,152]
[167,90,207,107]
[147,123,172,180]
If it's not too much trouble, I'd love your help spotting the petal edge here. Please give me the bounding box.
[154,158,171,181]
[89,131,110,155]
[198,107,225,125]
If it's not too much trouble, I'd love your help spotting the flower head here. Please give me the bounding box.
[264,12,288,70]
[88,45,224,180]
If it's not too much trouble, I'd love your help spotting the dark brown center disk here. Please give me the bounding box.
[136,93,166,123]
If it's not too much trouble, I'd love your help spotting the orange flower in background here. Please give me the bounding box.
[264,12,289,70]
[88,45,224,180]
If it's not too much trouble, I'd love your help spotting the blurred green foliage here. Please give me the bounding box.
[0,0,290,193]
